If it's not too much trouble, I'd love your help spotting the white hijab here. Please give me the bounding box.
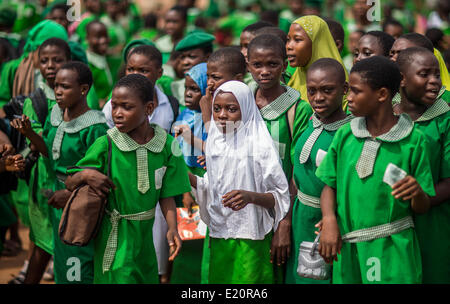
[195,81,290,240]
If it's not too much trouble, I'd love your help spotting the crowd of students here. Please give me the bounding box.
[0,0,448,284]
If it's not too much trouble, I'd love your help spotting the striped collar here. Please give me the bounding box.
[107,124,166,153]
[351,113,413,142]
[258,85,300,120]
[416,97,449,122]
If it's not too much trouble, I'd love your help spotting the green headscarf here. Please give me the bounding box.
[69,41,88,64]
[122,38,155,62]
[23,20,68,53]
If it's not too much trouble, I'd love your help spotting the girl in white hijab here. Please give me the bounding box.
[190,81,290,283]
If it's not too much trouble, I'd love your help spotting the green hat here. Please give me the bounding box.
[122,38,155,62]
[0,7,17,28]
[23,20,68,53]
[68,41,88,64]
[174,32,215,52]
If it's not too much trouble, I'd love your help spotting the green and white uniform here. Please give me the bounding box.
[316,114,435,284]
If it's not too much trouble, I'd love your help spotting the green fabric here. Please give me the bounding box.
[217,11,258,40]
[67,127,191,283]
[22,96,56,254]
[0,56,21,106]
[411,100,450,284]
[257,85,313,179]
[68,41,88,64]
[23,19,68,53]
[200,228,210,284]
[87,53,113,100]
[316,120,436,283]
[6,180,27,227]
[122,39,155,63]
[174,32,215,52]
[170,238,204,284]
[0,194,17,227]
[209,234,281,284]
[155,35,174,65]
[134,29,159,42]
[156,75,174,97]
[11,1,40,35]
[42,107,108,284]
[286,115,351,284]
[442,88,450,103]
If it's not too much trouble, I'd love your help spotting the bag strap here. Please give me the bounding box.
[107,135,112,178]
[30,88,48,127]
[285,101,298,141]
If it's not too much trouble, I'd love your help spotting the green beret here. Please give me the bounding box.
[122,38,155,62]
[174,32,215,52]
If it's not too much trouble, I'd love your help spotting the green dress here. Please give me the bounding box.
[86,50,114,101]
[22,88,56,255]
[0,56,22,107]
[410,98,450,284]
[256,85,313,179]
[43,105,108,284]
[155,35,174,65]
[287,114,352,284]
[316,114,435,284]
[67,124,191,284]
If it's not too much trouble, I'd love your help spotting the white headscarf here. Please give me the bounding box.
[195,81,290,240]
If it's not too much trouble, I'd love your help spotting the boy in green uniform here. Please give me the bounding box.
[66,74,191,283]
[13,61,108,284]
[172,32,214,113]
[289,58,352,284]
[316,56,435,284]
[246,34,313,282]
[86,20,113,108]
[394,47,450,284]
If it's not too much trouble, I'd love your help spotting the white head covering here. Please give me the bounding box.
[195,81,290,240]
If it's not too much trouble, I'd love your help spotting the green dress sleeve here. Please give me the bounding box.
[87,85,100,110]
[408,132,436,197]
[0,58,21,106]
[159,136,191,198]
[67,135,108,175]
[440,118,450,179]
[22,97,43,134]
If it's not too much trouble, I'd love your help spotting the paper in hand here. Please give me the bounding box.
[383,163,407,188]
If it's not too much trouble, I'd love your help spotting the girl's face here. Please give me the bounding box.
[164,10,185,38]
[347,72,381,117]
[401,54,441,106]
[389,38,415,61]
[213,92,242,133]
[353,35,383,64]
[39,45,68,88]
[240,31,255,62]
[87,23,109,56]
[126,53,162,85]
[49,8,69,29]
[54,69,88,109]
[247,48,286,90]
[286,23,312,67]
[206,61,236,94]
[111,86,155,133]
[306,68,347,119]
[184,76,202,111]
[179,48,208,75]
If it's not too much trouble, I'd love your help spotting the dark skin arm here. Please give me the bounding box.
[10,115,48,157]
[222,190,275,211]
[159,196,182,261]
[392,175,430,214]
[318,185,342,264]
[187,171,197,189]
[199,84,213,133]
[270,177,295,266]
[429,178,450,207]
[65,169,115,199]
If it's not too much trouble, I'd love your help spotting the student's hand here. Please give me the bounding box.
[200,84,213,112]
[167,228,182,261]
[222,189,252,211]
[0,143,15,157]
[391,175,425,201]
[82,169,115,199]
[182,192,197,217]
[197,155,206,170]
[314,219,323,235]
[173,124,191,139]
[270,218,291,266]
[4,154,25,172]
[10,115,32,136]
[48,189,72,209]
[318,216,342,264]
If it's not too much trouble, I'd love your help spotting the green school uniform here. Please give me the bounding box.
[316,114,435,284]
[410,98,450,284]
[43,105,108,284]
[67,124,191,283]
[155,35,174,65]
[257,85,313,179]
[22,86,56,255]
[209,234,280,284]
[287,114,352,284]
[86,50,114,101]
[0,57,22,106]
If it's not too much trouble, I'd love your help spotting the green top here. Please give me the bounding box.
[316,114,435,235]
[86,50,113,100]
[293,114,352,198]
[0,56,22,106]
[67,124,191,283]
[257,85,313,178]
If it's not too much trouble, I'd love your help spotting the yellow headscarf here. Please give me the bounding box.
[434,48,450,91]
[287,16,348,109]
